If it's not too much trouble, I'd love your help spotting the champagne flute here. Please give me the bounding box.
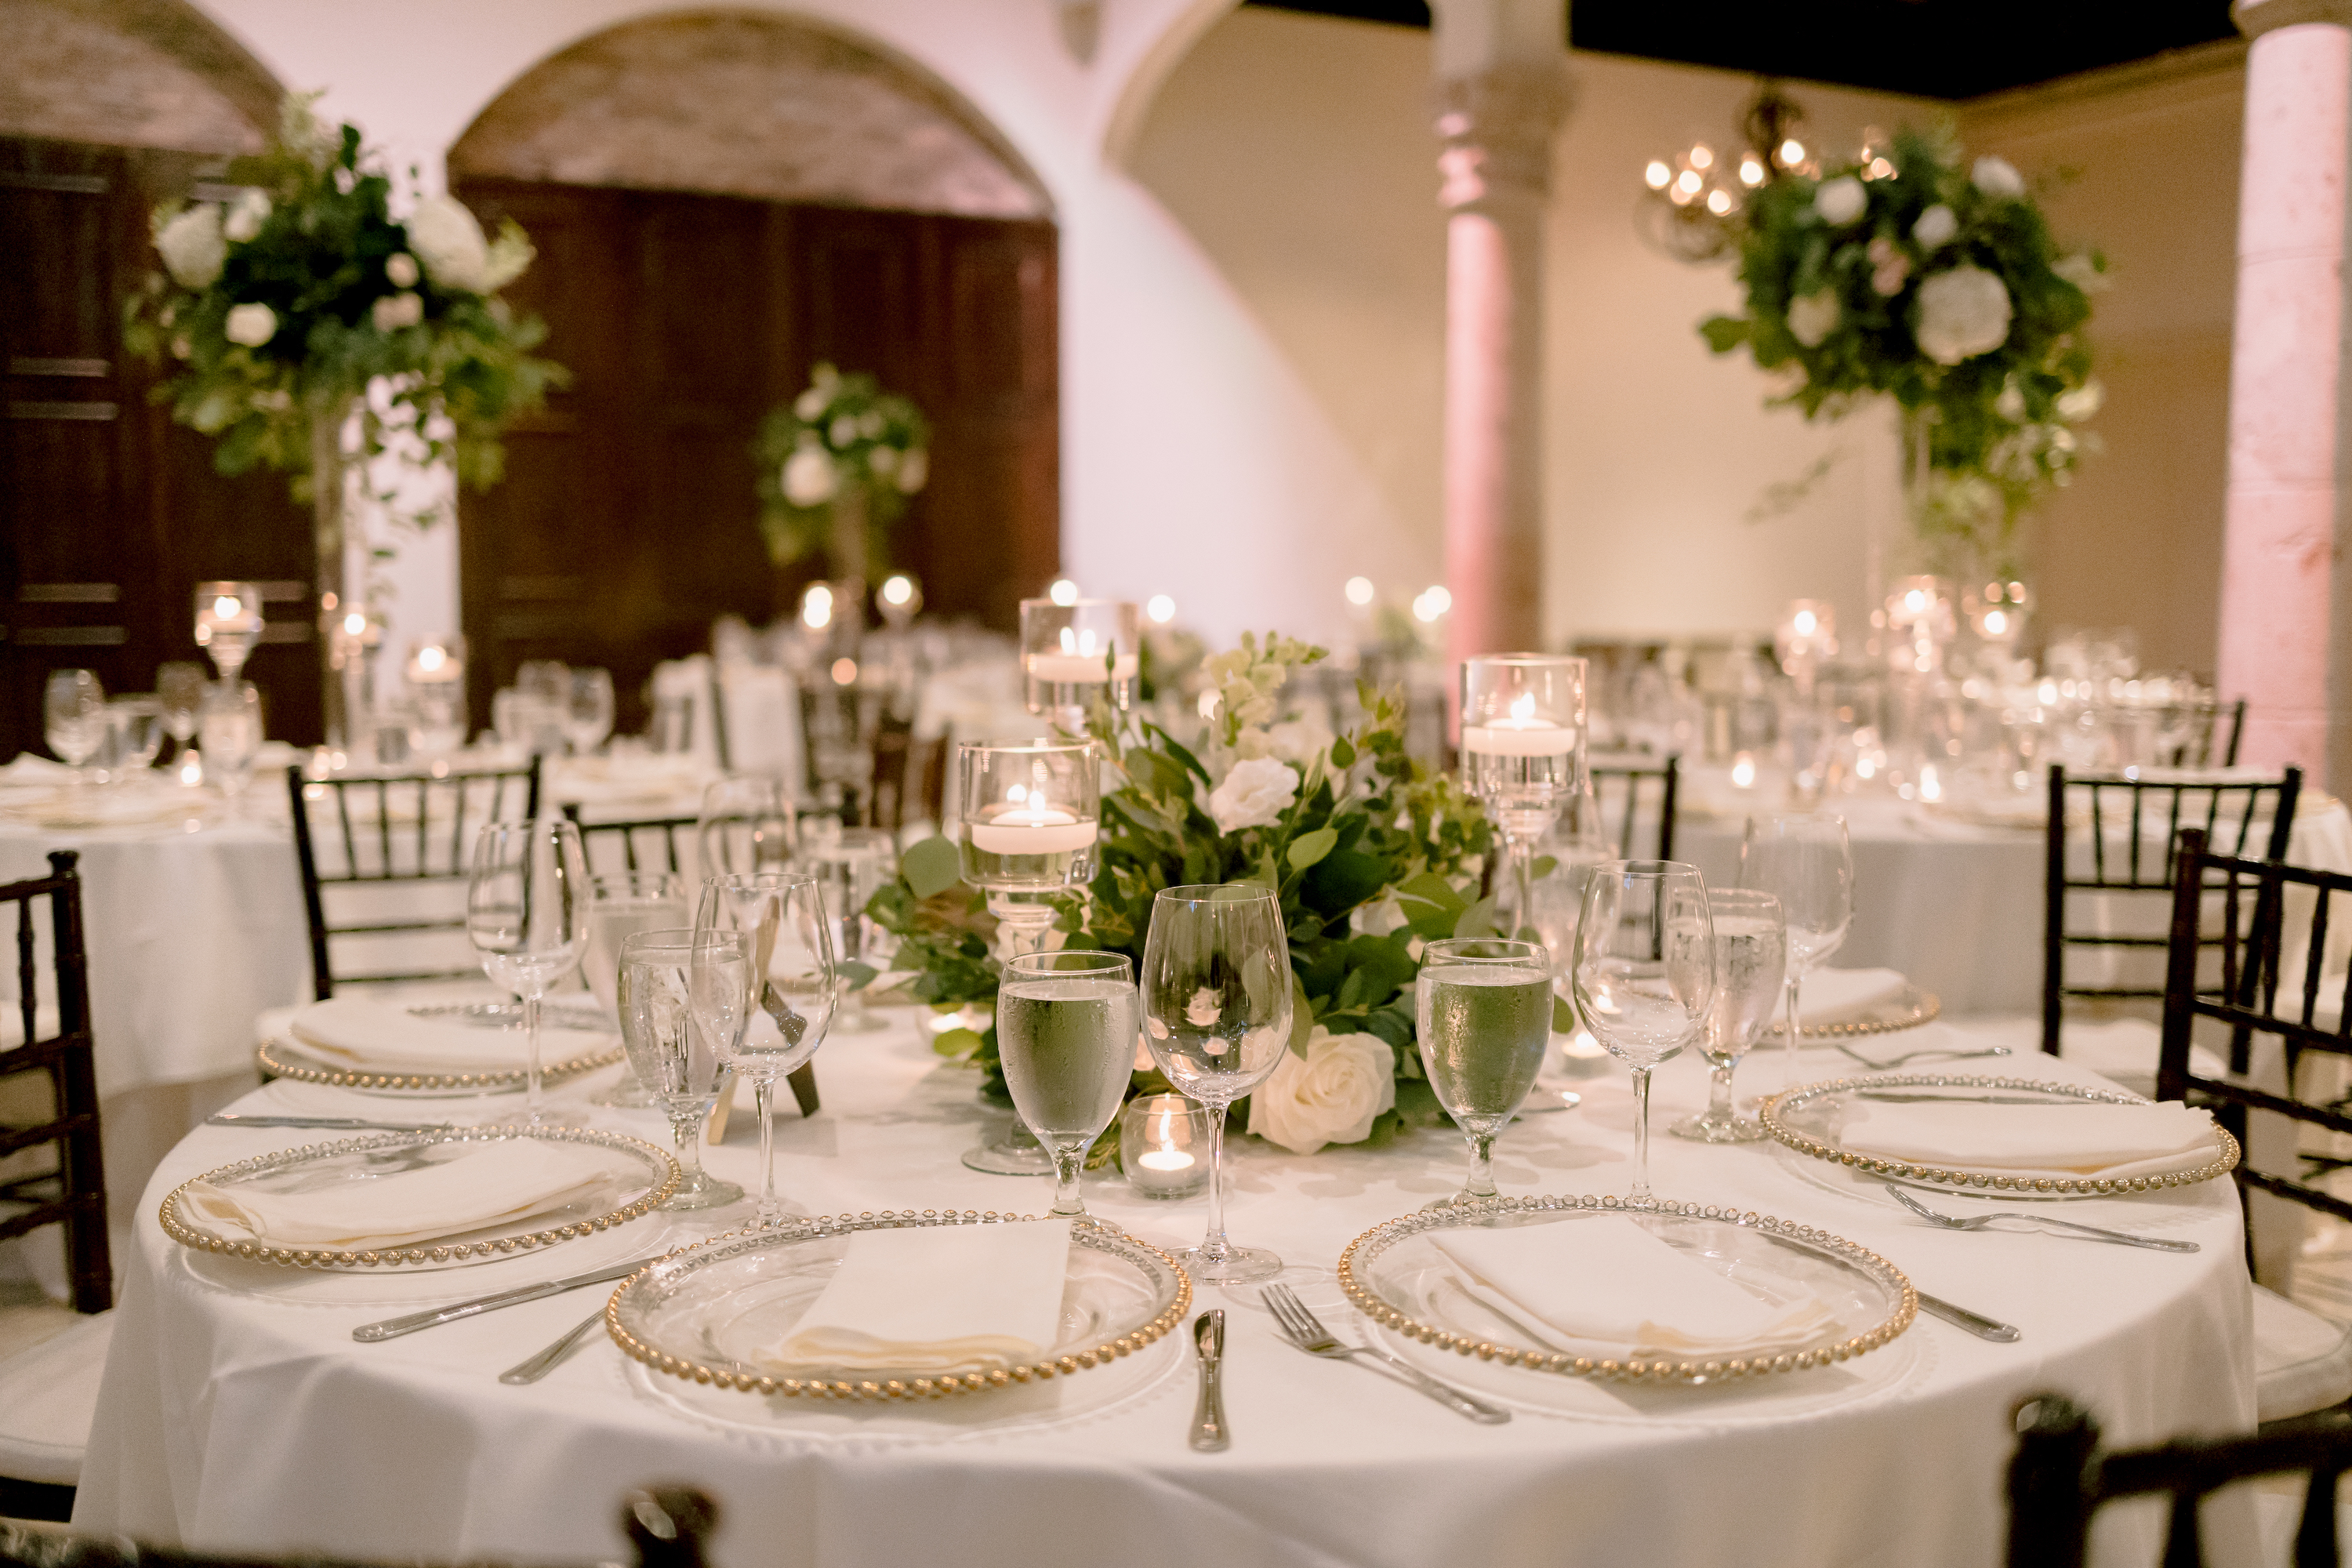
[996,949,1138,1220]
[696,775,796,880]
[198,681,262,811]
[1737,813,1853,1076]
[1571,861,1714,1202]
[1670,888,1786,1143]
[1415,937,1552,1207]
[44,671,106,784]
[693,871,835,1224]
[617,930,745,1212]
[585,871,687,1108]
[1139,884,1292,1284]
[466,818,592,1126]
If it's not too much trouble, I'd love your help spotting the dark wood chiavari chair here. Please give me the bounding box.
[1588,755,1679,862]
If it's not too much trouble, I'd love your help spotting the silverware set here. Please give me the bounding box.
[1885,1183,2198,1254]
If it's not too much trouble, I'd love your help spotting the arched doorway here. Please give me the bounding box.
[445,10,1061,731]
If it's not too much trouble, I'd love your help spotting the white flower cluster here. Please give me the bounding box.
[776,362,928,510]
[1915,264,2013,365]
[405,194,532,296]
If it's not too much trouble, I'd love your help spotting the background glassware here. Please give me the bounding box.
[43,670,106,777]
[1571,861,1715,1202]
[566,667,615,755]
[1460,654,1587,941]
[1019,597,1142,720]
[157,662,206,762]
[466,818,592,1126]
[492,688,564,755]
[1737,813,1854,1074]
[693,871,835,1224]
[697,775,796,880]
[1414,937,1553,1207]
[192,581,264,683]
[197,682,262,808]
[585,870,688,1108]
[617,930,745,1212]
[1139,883,1293,1283]
[802,826,897,1032]
[106,696,164,779]
[996,949,1138,1219]
[1670,888,1786,1144]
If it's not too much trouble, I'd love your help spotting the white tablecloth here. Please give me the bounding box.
[75,1014,2256,1568]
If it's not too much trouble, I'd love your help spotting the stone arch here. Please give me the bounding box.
[448,9,1053,220]
[0,0,281,153]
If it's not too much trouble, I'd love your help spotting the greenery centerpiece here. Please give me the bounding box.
[1699,125,2104,583]
[754,364,930,589]
[876,633,1555,1160]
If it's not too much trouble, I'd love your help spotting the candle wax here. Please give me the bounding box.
[1027,652,1139,684]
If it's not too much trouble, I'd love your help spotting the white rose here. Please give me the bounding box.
[1207,756,1298,834]
[1786,289,1840,348]
[222,188,270,244]
[1813,176,1866,226]
[1914,264,2013,365]
[223,303,277,347]
[895,447,927,494]
[384,252,419,289]
[371,291,423,332]
[1248,1025,1396,1155]
[782,443,837,506]
[1912,204,1958,250]
[2056,378,2104,421]
[406,194,492,292]
[154,204,225,289]
[1972,156,2026,199]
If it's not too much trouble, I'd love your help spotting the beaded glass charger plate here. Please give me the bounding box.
[607,1210,1191,1403]
[1338,1196,1915,1389]
[1761,1073,2240,1200]
[1764,985,1940,1039]
[256,1029,624,1095]
[159,1126,678,1270]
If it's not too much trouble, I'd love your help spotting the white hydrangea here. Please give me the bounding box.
[1914,265,2013,365]
[1813,176,1867,226]
[385,252,419,289]
[371,292,423,332]
[405,194,530,295]
[1786,289,1840,348]
[223,303,277,347]
[2056,379,2105,421]
[154,205,226,289]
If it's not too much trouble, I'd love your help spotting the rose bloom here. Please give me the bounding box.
[154,204,226,289]
[1250,1025,1396,1155]
[1207,756,1298,833]
[782,444,837,506]
[1786,289,1840,348]
[1915,265,2013,365]
[222,188,270,244]
[406,194,492,292]
[371,292,423,332]
[1812,176,1866,226]
[1912,204,1958,250]
[223,303,277,347]
[1972,156,2027,200]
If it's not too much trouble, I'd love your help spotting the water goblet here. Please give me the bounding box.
[567,667,616,755]
[616,930,745,1212]
[585,870,688,1108]
[1139,884,1293,1284]
[1571,861,1715,1202]
[803,826,897,1032]
[693,871,835,1225]
[1670,888,1786,1143]
[43,670,106,782]
[466,818,592,1126]
[197,682,262,810]
[696,775,795,879]
[107,697,164,779]
[1737,813,1853,1073]
[996,950,1138,1220]
[1414,937,1553,1207]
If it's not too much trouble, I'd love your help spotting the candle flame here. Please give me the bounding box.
[1793,610,1817,637]
[1509,691,1536,722]
[416,645,446,673]
[212,596,241,619]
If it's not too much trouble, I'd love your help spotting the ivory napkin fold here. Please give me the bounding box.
[180,1138,616,1250]
[760,1219,1074,1375]
[1432,1216,1832,1359]
[287,997,613,1071]
[1799,969,1908,1023]
[1840,1100,2217,1178]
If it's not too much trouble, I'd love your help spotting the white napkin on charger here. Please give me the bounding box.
[1432,1217,1832,1359]
[760,1219,1073,1375]
[1799,968,1908,1023]
[287,997,614,1072]
[179,1138,616,1250]
[1840,1100,2218,1178]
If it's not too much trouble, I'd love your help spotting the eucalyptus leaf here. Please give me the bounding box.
[1453,895,1499,939]
[901,836,964,901]
[1552,994,1578,1035]
[1287,826,1338,870]
[1289,971,1314,1058]
[932,1026,984,1058]
[838,960,877,990]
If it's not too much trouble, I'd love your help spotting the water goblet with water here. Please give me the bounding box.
[585,870,688,1108]
[996,949,1138,1220]
[1669,887,1787,1144]
[1571,861,1715,1202]
[157,662,205,767]
[43,671,106,783]
[197,682,262,810]
[692,871,835,1224]
[567,668,615,755]
[466,818,592,1126]
[696,775,796,879]
[1415,937,1554,1207]
[617,930,745,1213]
[106,697,164,780]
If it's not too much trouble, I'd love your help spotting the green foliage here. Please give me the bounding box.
[752,364,929,571]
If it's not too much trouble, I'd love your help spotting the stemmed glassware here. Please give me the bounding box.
[466,818,592,1126]
[106,697,164,781]
[1139,884,1294,1284]
[1669,888,1787,1144]
[567,668,615,755]
[198,682,263,811]
[803,826,897,1033]
[1460,655,1587,939]
[158,662,206,768]
[1415,937,1554,1207]
[996,949,1138,1220]
[1737,814,1854,1073]
[616,930,746,1213]
[692,871,836,1224]
[43,671,106,783]
[1571,861,1715,1202]
[696,775,796,880]
[584,871,688,1108]
[193,582,264,683]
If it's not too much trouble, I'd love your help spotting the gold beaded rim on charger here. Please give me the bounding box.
[1759,1073,2241,1195]
[1764,985,1942,1040]
[255,1035,624,1092]
[158,1126,681,1269]
[1337,1194,1917,1387]
[604,1209,1192,1402]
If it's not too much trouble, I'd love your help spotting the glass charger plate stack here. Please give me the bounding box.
[1765,985,1941,1039]
[256,1028,623,1094]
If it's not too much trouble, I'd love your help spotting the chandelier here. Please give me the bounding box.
[1639,80,1816,263]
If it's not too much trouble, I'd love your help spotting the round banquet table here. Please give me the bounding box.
[74,1011,2259,1568]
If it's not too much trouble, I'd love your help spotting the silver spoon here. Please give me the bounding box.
[1885,1184,2198,1253]
[1836,1040,2012,1071]
[499,1308,608,1384]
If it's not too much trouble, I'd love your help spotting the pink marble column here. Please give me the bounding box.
[2219,0,2352,782]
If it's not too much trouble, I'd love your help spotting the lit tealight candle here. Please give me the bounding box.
[1461,693,1573,756]
[1025,627,1139,686]
[1730,751,1758,789]
[966,802,1099,855]
[1136,1149,1195,1172]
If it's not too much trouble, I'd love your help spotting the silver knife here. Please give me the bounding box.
[1917,1292,2023,1342]
[1190,1309,1230,1451]
[351,1255,665,1342]
[1857,1093,2091,1106]
[209,1114,455,1131]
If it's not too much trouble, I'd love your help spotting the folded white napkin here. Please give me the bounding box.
[1801,968,1908,1023]
[287,997,614,1072]
[179,1138,617,1250]
[1431,1216,1832,1359]
[760,1219,1073,1375]
[1840,1100,2217,1178]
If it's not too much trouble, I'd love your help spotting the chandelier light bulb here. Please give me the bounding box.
[1047,578,1079,606]
[1780,138,1805,166]
[1145,594,1175,623]
[1740,158,1765,186]
[1644,160,1671,191]
[1675,169,1702,195]
[1706,188,1733,216]
[1689,143,1714,170]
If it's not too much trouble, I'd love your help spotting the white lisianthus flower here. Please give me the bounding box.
[222,188,270,244]
[223,303,277,347]
[371,292,423,332]
[384,252,419,289]
[405,194,492,292]
[782,442,838,506]
[1207,756,1298,834]
[895,447,928,494]
[1812,176,1867,226]
[1786,289,1841,348]
[1972,156,2026,199]
[2056,379,2105,421]
[1912,204,1958,250]
[154,204,226,289]
[1915,265,2013,365]
[793,387,826,420]
[1249,1025,1396,1156]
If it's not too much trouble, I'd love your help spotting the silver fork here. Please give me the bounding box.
[1884,1184,2198,1253]
[1261,1285,1510,1424]
[1836,1040,2012,1071]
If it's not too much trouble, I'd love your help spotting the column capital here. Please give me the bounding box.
[2236,0,2352,39]
[1433,65,1571,208]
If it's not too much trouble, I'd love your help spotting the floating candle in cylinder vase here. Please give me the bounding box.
[1021,598,1141,717]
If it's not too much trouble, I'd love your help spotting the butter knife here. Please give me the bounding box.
[1190,1309,1229,1452]
[351,1254,664,1342]
[1916,1292,2024,1342]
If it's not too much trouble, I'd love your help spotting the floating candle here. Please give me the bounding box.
[1460,719,1573,757]
[966,807,1099,855]
[1025,652,1140,684]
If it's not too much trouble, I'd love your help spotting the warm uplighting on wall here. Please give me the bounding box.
[1047,578,1079,606]
[1145,594,1176,623]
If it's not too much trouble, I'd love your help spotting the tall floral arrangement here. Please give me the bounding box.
[753,363,929,585]
[874,635,1530,1160]
[1699,125,2104,579]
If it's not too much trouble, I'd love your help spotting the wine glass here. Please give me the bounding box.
[617,930,745,1212]
[198,682,262,810]
[43,671,106,782]
[466,818,592,1126]
[107,697,164,780]
[158,662,206,764]
[567,668,615,755]
[996,949,1138,1220]
[1737,814,1854,1075]
[802,826,897,1033]
[585,871,687,1108]
[693,871,835,1224]
[1139,884,1293,1284]
[1670,888,1787,1144]
[696,775,796,880]
[1571,861,1714,1202]
[1415,937,1553,1207]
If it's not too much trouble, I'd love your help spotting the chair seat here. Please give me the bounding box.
[0,1309,113,1486]
[2255,1285,2352,1424]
